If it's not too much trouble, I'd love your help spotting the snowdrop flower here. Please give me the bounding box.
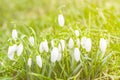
[74,48,81,62]
[57,52,62,61]
[17,43,23,56]
[75,30,79,37]
[85,38,92,52]
[51,47,59,63]
[12,29,18,40]
[8,44,17,60]
[29,36,34,46]
[36,55,42,68]
[81,37,92,52]
[76,38,80,48]
[58,14,64,27]
[81,37,87,49]
[28,58,32,67]
[39,40,49,53]
[68,38,74,49]
[43,40,49,52]
[99,38,107,54]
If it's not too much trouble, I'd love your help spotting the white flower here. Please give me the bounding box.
[12,29,18,40]
[58,14,64,27]
[28,58,32,67]
[57,52,62,61]
[74,48,80,62]
[99,38,107,54]
[68,38,74,49]
[51,47,59,63]
[36,55,42,68]
[8,44,17,60]
[76,38,80,48]
[81,37,87,49]
[43,40,49,52]
[85,38,92,52]
[17,43,23,56]
[29,36,34,46]
[81,37,92,52]
[39,40,49,53]
[75,30,79,37]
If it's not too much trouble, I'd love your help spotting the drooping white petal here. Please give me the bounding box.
[85,38,92,52]
[81,37,87,49]
[8,44,17,60]
[28,58,32,67]
[29,36,34,46]
[74,48,80,62]
[58,14,64,27]
[8,46,14,60]
[39,42,44,53]
[68,38,74,49]
[76,38,80,48]
[81,37,92,52]
[75,30,79,37]
[99,38,107,54]
[57,53,62,61]
[17,43,23,56]
[60,40,65,51]
[36,55,42,68]
[43,40,49,52]
[12,29,18,40]
[51,47,59,63]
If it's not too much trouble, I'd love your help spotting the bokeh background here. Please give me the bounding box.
[0,0,120,79]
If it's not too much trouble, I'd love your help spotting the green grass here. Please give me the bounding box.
[0,0,120,80]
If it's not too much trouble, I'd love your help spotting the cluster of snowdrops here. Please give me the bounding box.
[7,14,108,69]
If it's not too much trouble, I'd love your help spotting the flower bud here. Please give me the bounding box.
[8,44,17,60]
[58,14,64,27]
[68,38,74,49]
[74,48,80,62]
[81,37,92,52]
[28,58,32,67]
[39,40,49,53]
[85,38,92,52]
[17,43,23,56]
[29,36,34,46]
[99,38,107,54]
[36,55,42,68]
[51,47,59,63]
[81,37,87,49]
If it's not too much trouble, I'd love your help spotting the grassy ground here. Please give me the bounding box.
[0,0,120,80]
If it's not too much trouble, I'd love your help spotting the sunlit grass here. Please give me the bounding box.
[0,0,120,80]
